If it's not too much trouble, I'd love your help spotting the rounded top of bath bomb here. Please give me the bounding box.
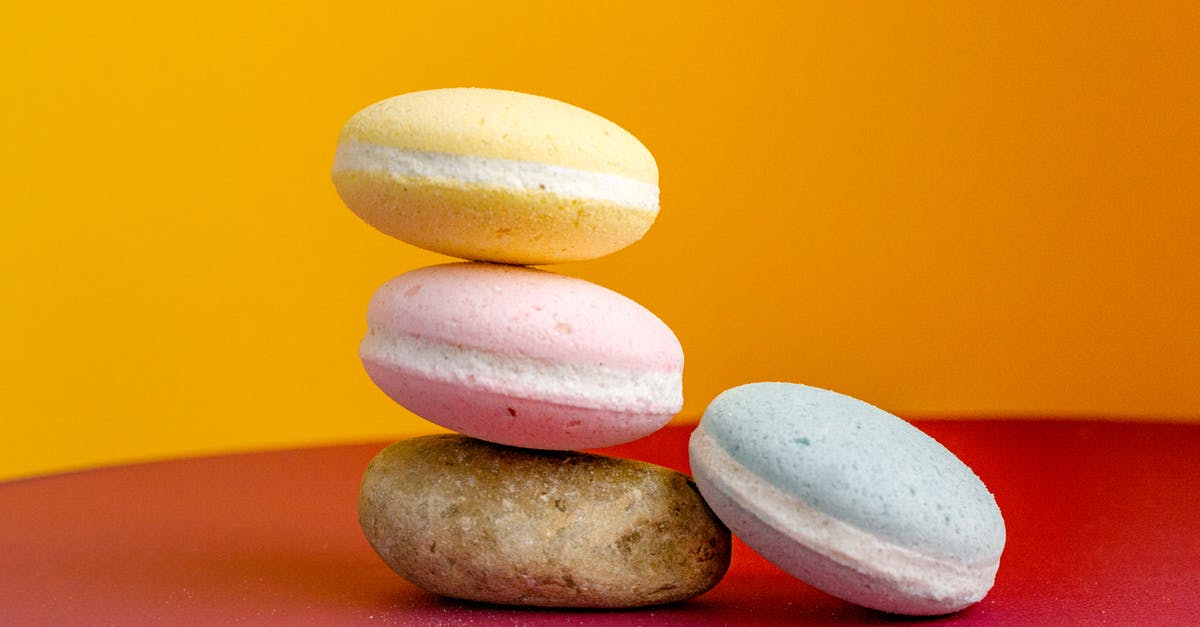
[338,87,656,183]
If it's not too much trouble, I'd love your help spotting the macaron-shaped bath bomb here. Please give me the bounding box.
[359,262,683,450]
[688,383,1005,615]
[331,88,659,265]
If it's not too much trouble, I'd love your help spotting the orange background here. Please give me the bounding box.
[3,1,1197,480]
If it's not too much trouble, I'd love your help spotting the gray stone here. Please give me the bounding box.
[359,434,731,608]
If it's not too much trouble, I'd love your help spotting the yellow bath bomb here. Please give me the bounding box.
[331,88,660,265]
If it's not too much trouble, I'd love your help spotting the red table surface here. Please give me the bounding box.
[3,421,1198,625]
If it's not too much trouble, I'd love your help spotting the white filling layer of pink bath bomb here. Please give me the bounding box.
[360,327,682,415]
[333,140,660,212]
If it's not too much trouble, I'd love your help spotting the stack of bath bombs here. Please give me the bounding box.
[331,88,731,608]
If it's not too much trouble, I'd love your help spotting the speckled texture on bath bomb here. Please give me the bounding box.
[689,382,1006,615]
[359,435,731,608]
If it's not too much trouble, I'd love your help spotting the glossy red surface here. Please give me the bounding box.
[3,421,1198,624]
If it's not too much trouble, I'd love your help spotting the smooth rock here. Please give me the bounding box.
[359,434,730,607]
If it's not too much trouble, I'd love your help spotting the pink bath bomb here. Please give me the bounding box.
[360,262,684,450]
